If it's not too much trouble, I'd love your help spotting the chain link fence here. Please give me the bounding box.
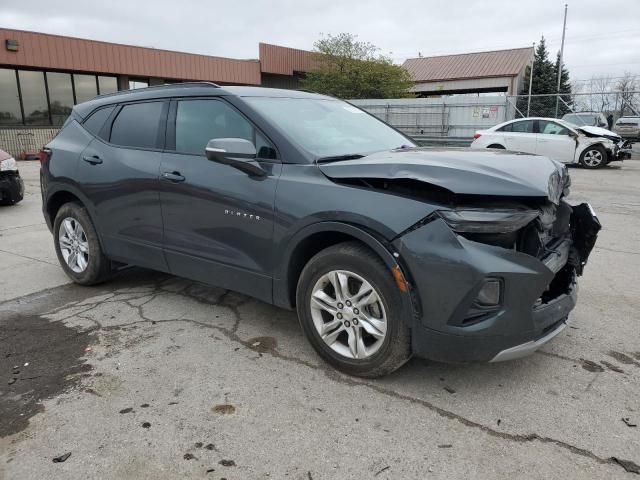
[507,91,640,122]
[352,91,640,145]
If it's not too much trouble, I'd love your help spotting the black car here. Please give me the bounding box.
[40,83,600,377]
[0,149,24,205]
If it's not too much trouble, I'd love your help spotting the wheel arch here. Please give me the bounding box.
[45,186,105,249]
[273,222,411,311]
[578,142,609,164]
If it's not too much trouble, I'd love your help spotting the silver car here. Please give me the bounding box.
[562,112,608,129]
[613,116,640,141]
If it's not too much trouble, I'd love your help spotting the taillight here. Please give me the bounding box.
[39,148,51,165]
[473,133,482,139]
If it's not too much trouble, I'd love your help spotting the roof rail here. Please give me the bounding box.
[93,81,220,100]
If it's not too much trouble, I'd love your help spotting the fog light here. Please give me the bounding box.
[475,279,502,307]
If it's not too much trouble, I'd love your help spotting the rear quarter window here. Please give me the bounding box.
[82,106,115,138]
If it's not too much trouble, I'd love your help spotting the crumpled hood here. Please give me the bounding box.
[577,125,621,141]
[318,147,567,203]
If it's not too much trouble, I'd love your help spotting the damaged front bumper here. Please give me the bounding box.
[607,140,633,162]
[0,171,24,205]
[393,203,600,363]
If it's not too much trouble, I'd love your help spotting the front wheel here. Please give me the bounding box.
[296,242,411,377]
[53,202,112,285]
[579,145,607,169]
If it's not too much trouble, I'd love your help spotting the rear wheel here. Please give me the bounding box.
[53,202,112,285]
[487,144,505,149]
[296,242,411,377]
[579,145,607,169]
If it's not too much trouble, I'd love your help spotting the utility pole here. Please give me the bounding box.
[554,3,568,118]
[527,42,535,117]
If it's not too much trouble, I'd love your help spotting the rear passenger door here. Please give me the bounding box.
[498,120,536,153]
[78,100,169,271]
[159,97,281,302]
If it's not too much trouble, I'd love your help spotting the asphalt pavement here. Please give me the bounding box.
[0,155,639,479]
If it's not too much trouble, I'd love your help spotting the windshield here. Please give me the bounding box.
[562,114,598,127]
[243,97,415,159]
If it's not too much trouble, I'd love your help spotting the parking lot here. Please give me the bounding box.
[1,154,639,479]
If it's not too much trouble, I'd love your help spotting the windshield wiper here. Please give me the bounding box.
[316,153,365,164]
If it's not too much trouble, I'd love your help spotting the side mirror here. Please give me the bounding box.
[205,138,266,177]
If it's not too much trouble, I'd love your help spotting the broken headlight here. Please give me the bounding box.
[438,208,538,234]
[0,156,17,172]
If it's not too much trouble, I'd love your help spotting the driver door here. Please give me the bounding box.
[535,120,577,163]
[159,98,281,302]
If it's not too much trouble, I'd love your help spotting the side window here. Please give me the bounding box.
[256,131,277,160]
[82,106,115,138]
[510,120,534,133]
[498,123,512,132]
[175,99,276,159]
[538,120,569,135]
[110,102,164,149]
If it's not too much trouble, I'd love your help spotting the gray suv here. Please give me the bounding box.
[40,83,600,377]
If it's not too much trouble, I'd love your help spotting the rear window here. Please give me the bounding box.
[82,106,115,138]
[110,102,164,149]
[616,118,639,126]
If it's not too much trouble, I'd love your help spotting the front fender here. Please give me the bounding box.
[272,221,415,323]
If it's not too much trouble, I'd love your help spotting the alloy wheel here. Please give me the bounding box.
[583,149,603,167]
[58,217,90,273]
[310,270,387,359]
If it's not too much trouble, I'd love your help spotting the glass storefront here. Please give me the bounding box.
[47,72,74,126]
[0,69,22,125]
[0,68,119,126]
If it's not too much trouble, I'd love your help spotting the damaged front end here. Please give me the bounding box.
[577,127,633,162]
[390,192,601,363]
[318,147,602,363]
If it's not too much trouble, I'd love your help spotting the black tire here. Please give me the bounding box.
[487,144,505,149]
[296,241,411,378]
[579,145,607,169]
[53,202,112,285]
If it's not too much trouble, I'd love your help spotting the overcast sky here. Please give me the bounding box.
[3,0,640,84]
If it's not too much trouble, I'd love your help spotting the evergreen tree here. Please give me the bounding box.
[517,36,570,117]
[554,52,573,116]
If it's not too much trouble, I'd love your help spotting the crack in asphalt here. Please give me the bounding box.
[0,248,59,267]
[0,222,47,232]
[595,245,640,256]
[33,279,634,475]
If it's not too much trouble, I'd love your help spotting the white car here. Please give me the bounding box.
[471,117,631,169]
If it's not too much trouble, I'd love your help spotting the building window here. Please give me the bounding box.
[0,70,119,127]
[129,79,149,90]
[46,72,74,126]
[74,74,98,104]
[0,68,22,125]
[18,70,49,125]
[98,76,118,95]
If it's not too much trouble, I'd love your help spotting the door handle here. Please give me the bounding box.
[82,155,103,165]
[162,171,185,183]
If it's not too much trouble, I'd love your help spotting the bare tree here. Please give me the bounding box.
[589,76,613,113]
[616,72,639,116]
